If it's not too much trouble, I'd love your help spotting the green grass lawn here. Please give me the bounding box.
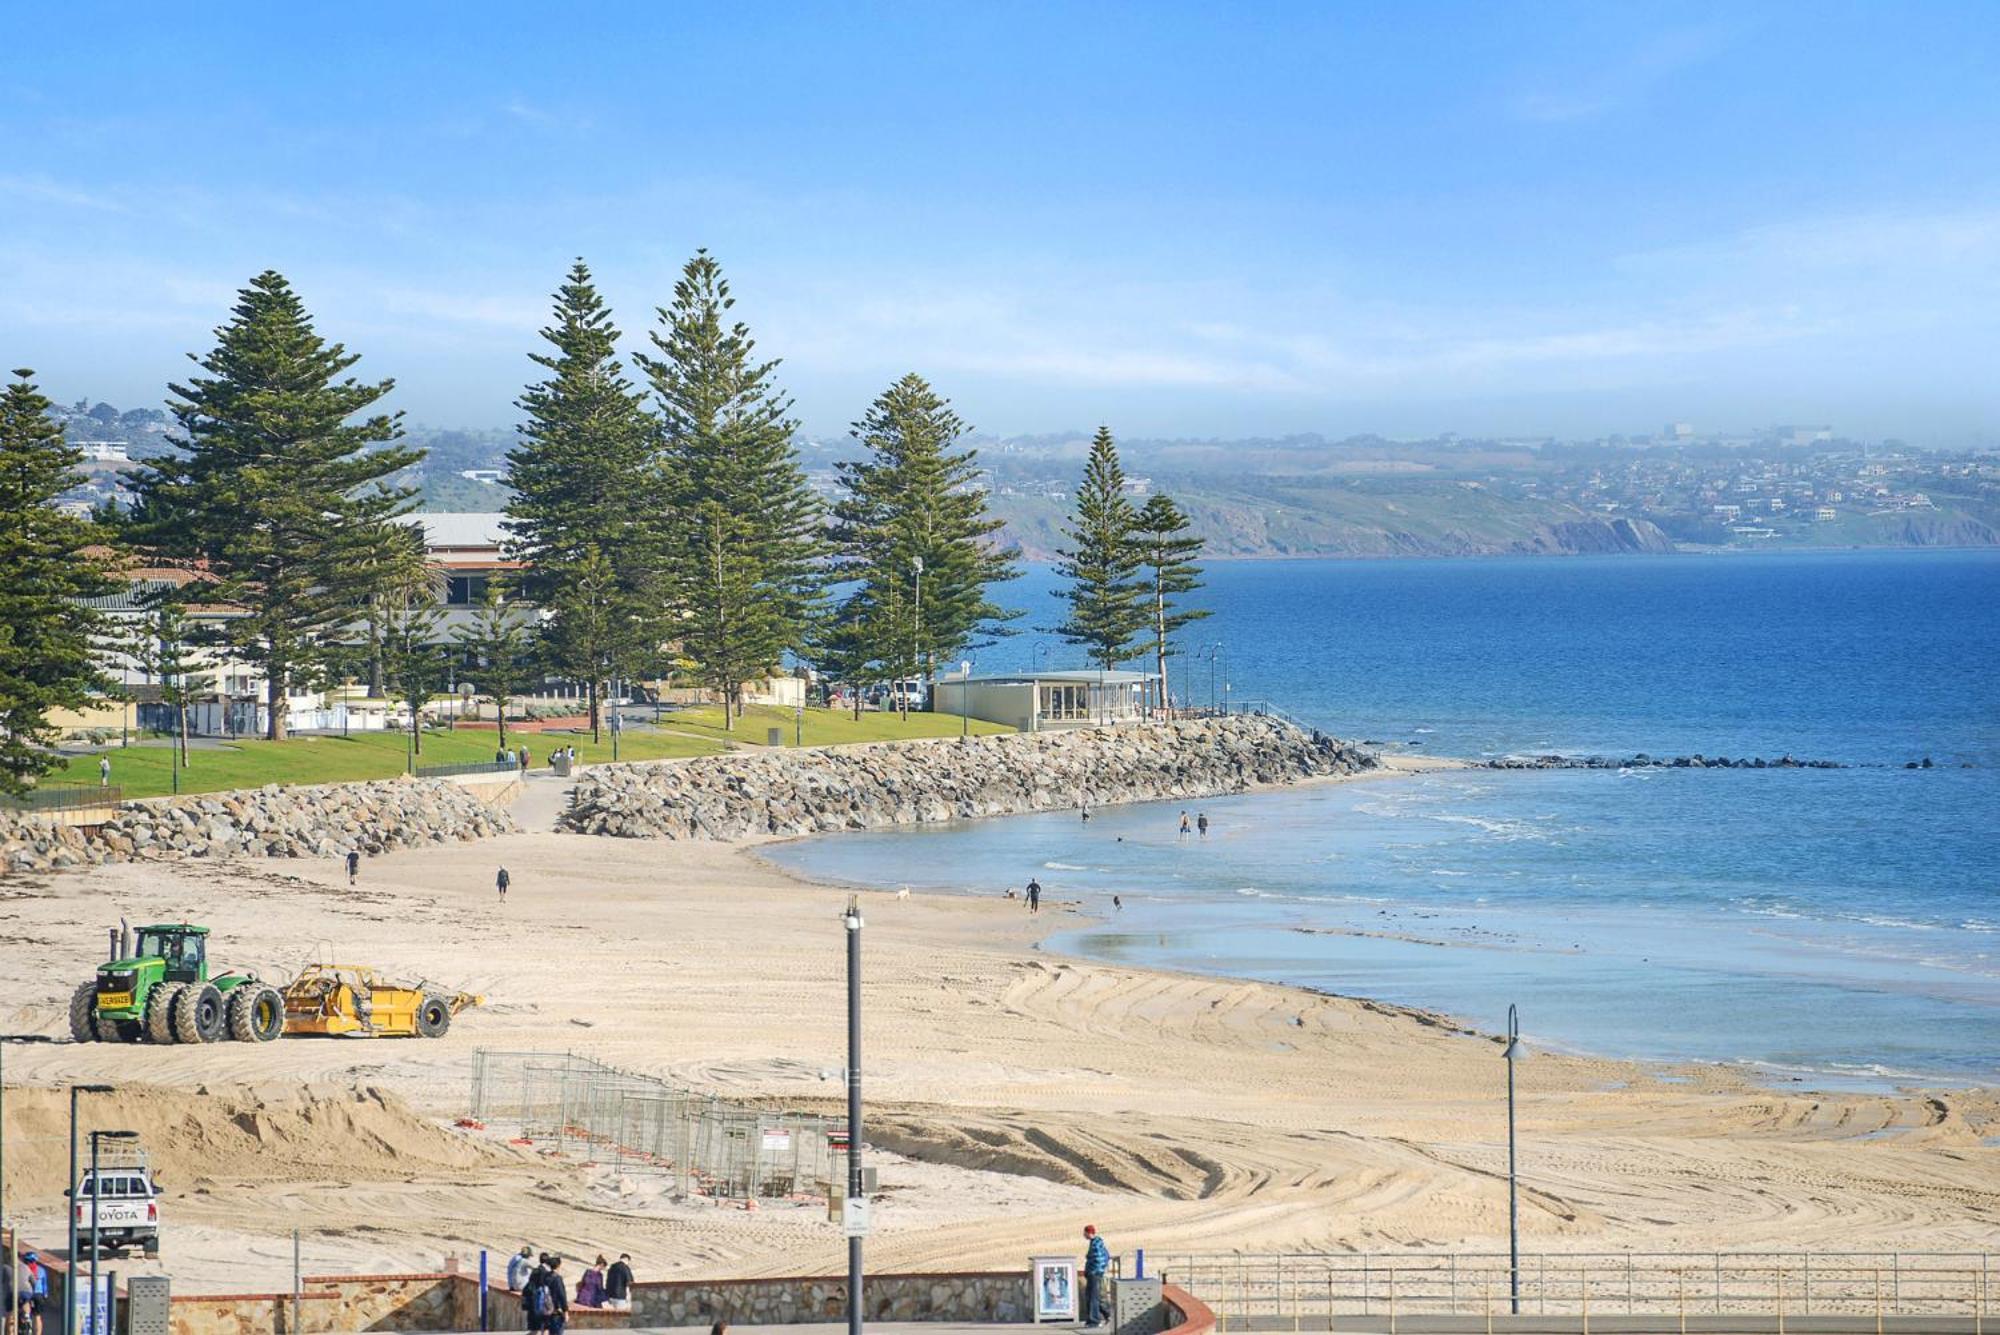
[77,725,724,799]
[661,703,1016,747]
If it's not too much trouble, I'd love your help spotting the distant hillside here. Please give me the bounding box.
[991,477,1676,559]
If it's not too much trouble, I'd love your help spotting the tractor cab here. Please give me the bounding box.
[131,925,209,984]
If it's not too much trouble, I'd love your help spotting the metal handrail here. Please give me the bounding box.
[413,760,520,779]
[1157,1251,1997,1320]
[1,783,123,811]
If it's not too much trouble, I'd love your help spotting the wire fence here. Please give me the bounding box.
[1,783,122,811]
[468,1049,841,1202]
[1152,1252,1998,1325]
[414,760,521,779]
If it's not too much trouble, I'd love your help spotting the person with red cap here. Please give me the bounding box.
[1081,1225,1111,1327]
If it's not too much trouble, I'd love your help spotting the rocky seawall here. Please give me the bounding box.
[561,716,1377,841]
[1,777,518,875]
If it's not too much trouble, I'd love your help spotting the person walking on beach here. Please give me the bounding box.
[1113,895,1122,912]
[1026,878,1042,913]
[1081,1225,1111,1327]
[1197,812,1209,838]
[497,866,511,900]
[346,849,360,886]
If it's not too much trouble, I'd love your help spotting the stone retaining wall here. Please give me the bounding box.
[563,716,1375,840]
[1,776,518,876]
[163,1270,1033,1335]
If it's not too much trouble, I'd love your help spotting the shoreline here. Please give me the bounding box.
[749,756,1998,1097]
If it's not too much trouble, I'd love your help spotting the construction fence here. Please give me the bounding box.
[1152,1252,1998,1327]
[468,1049,841,1202]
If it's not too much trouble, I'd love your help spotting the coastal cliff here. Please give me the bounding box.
[561,715,1376,840]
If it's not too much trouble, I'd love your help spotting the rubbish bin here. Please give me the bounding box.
[553,753,573,777]
[767,727,784,748]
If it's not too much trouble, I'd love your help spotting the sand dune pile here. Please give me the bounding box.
[0,1082,516,1201]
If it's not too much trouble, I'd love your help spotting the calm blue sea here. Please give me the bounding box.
[765,551,2000,1086]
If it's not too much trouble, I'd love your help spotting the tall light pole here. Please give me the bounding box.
[911,557,924,719]
[65,1084,113,1335]
[1503,1004,1521,1315]
[843,897,866,1335]
[85,1131,136,1335]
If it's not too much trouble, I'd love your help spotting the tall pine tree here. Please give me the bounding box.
[504,260,662,738]
[1052,426,1147,679]
[1131,491,1209,715]
[0,370,114,794]
[828,374,1018,714]
[635,251,825,727]
[133,271,422,740]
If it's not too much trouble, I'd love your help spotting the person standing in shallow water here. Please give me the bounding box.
[1179,811,1191,838]
[1197,812,1210,837]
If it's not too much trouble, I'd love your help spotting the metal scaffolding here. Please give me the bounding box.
[468,1049,838,1201]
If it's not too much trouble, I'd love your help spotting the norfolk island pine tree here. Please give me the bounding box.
[1052,427,1149,718]
[1132,490,1209,716]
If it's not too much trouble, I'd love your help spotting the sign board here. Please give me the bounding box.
[840,1197,871,1237]
[74,1275,112,1335]
[1031,1256,1078,1323]
[761,1129,793,1153]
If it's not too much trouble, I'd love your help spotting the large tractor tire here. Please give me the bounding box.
[172,983,225,1044]
[227,984,286,1043]
[144,982,184,1043]
[70,981,100,1042]
[414,994,452,1038]
[95,1014,143,1043]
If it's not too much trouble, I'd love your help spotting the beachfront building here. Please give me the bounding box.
[932,669,1163,732]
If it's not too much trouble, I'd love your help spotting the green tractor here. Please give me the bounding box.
[69,924,286,1045]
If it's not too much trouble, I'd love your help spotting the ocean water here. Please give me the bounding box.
[764,550,2000,1085]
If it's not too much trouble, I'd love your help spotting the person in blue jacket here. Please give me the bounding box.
[1081,1225,1112,1327]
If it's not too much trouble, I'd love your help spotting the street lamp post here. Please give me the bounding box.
[64,1084,113,1335]
[1503,1004,1522,1315]
[910,557,924,720]
[843,897,866,1335]
[85,1131,137,1335]
[611,677,622,762]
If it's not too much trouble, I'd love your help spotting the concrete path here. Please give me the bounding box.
[507,770,578,833]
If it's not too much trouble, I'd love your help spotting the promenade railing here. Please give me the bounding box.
[1152,1251,1996,1326]
[468,1049,838,1203]
[413,759,521,779]
[0,783,122,811]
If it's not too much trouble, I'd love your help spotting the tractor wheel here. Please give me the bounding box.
[228,985,286,1042]
[172,982,225,1044]
[144,982,184,1043]
[70,981,100,1043]
[94,1013,141,1042]
[414,994,452,1038]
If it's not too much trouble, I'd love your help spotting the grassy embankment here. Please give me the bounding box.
[71,707,1015,798]
[657,703,1016,746]
[76,728,722,799]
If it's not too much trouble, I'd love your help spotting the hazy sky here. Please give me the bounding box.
[3,3,1996,444]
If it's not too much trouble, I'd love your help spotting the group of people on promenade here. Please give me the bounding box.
[510,1247,635,1332]
[497,744,578,772]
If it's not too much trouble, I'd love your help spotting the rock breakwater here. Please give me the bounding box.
[562,716,1376,840]
[1,777,517,875]
[1485,753,1845,770]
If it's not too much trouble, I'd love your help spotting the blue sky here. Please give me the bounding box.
[2,2,1996,443]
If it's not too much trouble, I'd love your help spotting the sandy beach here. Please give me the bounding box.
[2,759,1996,1294]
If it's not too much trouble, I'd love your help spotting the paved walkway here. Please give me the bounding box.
[507,770,578,832]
